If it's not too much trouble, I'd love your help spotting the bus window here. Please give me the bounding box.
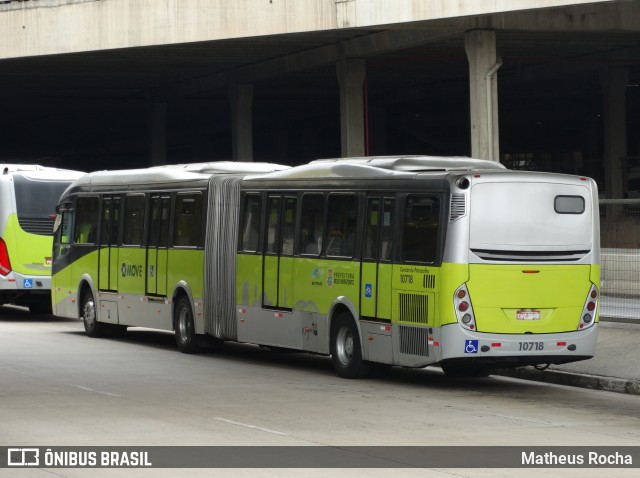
[281,197,296,256]
[364,198,380,260]
[123,195,145,246]
[174,193,203,247]
[265,196,281,254]
[300,194,324,256]
[402,194,439,263]
[381,198,394,261]
[241,194,262,252]
[73,197,98,244]
[326,194,357,257]
[54,210,72,258]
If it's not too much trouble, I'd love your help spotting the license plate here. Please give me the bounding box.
[516,309,540,320]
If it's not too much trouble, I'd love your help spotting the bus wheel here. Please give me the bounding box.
[82,291,103,338]
[330,313,371,379]
[174,296,200,354]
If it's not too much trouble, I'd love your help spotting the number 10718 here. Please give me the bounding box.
[519,341,544,351]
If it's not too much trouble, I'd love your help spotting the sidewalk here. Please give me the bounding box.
[495,320,640,395]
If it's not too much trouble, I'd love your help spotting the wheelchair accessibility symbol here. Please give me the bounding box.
[464,340,479,354]
[23,279,33,289]
[364,283,373,298]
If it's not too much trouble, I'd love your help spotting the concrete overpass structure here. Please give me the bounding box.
[0,0,638,200]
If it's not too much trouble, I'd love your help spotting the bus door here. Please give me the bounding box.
[360,196,394,322]
[98,196,121,292]
[146,195,170,297]
[261,195,299,347]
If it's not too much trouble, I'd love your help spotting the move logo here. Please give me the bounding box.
[121,263,143,278]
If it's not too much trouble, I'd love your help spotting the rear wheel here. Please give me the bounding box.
[174,296,200,353]
[82,290,103,338]
[330,313,371,379]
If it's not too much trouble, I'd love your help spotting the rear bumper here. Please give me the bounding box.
[0,271,51,292]
[438,322,598,367]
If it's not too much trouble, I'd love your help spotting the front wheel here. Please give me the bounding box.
[82,291,103,338]
[330,313,371,379]
[174,296,200,354]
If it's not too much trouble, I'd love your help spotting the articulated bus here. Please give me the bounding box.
[0,164,83,314]
[52,157,600,378]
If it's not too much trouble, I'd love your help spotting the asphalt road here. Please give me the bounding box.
[1,306,639,477]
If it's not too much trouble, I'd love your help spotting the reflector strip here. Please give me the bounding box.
[557,341,567,346]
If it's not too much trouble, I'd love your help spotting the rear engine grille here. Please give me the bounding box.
[18,217,54,236]
[471,249,589,262]
[398,292,429,325]
[399,325,429,357]
[449,194,466,222]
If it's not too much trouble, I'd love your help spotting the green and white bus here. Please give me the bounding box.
[52,157,600,378]
[0,164,83,313]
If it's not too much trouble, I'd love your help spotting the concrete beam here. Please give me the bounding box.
[146,29,461,101]
[337,58,366,157]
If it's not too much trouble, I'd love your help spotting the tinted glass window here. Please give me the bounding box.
[555,195,585,214]
[265,196,280,254]
[402,195,440,263]
[241,194,262,252]
[73,197,99,244]
[300,194,324,255]
[123,195,145,246]
[174,193,203,247]
[326,194,358,257]
[13,175,71,218]
[281,197,296,256]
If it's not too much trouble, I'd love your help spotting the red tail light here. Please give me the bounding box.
[0,238,12,276]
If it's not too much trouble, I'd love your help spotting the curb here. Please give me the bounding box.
[495,367,640,396]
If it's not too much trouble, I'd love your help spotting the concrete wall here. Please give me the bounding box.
[0,0,620,59]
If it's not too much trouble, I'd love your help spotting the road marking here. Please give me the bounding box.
[212,417,288,436]
[71,385,122,397]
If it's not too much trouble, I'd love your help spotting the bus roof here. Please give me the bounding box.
[65,162,290,191]
[246,155,506,181]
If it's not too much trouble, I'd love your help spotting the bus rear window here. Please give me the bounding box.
[13,175,73,235]
[555,195,585,214]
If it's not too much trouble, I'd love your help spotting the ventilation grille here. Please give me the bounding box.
[398,293,429,325]
[449,194,466,222]
[471,249,589,262]
[399,325,429,357]
[18,217,54,236]
[423,274,436,289]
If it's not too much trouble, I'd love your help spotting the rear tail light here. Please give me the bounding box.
[454,284,476,331]
[0,238,12,276]
[578,284,598,330]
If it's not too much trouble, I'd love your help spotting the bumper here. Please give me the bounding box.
[438,322,599,366]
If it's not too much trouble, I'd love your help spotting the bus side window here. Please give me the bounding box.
[265,196,280,254]
[241,194,262,252]
[123,195,146,246]
[73,197,99,244]
[281,197,296,256]
[402,195,439,263]
[326,194,357,257]
[54,210,73,258]
[300,194,324,256]
[381,198,394,261]
[174,193,203,247]
[364,198,380,260]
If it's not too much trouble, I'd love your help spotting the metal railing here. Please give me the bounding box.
[600,199,640,320]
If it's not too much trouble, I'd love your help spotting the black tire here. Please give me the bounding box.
[441,361,492,378]
[174,296,200,354]
[82,290,103,338]
[330,313,371,379]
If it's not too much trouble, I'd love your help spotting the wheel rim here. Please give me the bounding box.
[178,306,192,343]
[84,298,95,327]
[335,326,354,366]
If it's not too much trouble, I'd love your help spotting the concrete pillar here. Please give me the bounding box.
[465,30,501,162]
[148,102,167,166]
[601,67,628,199]
[337,58,366,157]
[228,83,254,162]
